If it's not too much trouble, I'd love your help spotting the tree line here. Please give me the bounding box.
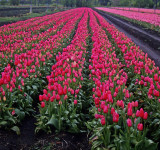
[118,0,160,8]
[0,0,110,7]
[0,0,159,8]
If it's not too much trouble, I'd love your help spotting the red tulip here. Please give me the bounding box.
[134,101,138,107]
[136,110,140,117]
[143,112,148,120]
[101,117,105,125]
[113,112,119,123]
[41,102,45,108]
[12,110,15,115]
[74,100,77,105]
[103,106,108,113]
[127,118,132,127]
[95,114,100,119]
[39,95,43,101]
[127,108,133,116]
[111,107,115,115]
[139,108,144,118]
[137,123,143,131]
[56,94,60,101]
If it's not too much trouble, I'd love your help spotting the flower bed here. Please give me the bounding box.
[0,8,84,132]
[95,7,160,28]
[0,8,159,149]
[112,7,160,14]
[37,9,90,133]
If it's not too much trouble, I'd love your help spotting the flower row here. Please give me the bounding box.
[112,7,160,14]
[95,7,160,27]
[87,9,157,149]
[37,8,90,132]
[0,8,84,129]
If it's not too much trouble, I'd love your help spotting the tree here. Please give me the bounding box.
[99,0,111,6]
[10,0,20,5]
[0,0,7,5]
[118,0,154,8]
[134,0,154,8]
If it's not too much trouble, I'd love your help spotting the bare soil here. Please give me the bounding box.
[0,116,91,150]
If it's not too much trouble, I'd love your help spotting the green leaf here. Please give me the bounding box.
[0,121,8,126]
[114,125,121,130]
[26,86,31,90]
[151,119,159,125]
[32,85,38,91]
[11,126,20,135]
[8,117,16,124]
[145,139,158,150]
[85,122,92,130]
[135,140,144,149]
[15,109,25,120]
[46,115,59,129]
[64,110,69,115]
[92,141,103,149]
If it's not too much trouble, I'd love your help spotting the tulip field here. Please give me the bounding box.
[95,7,160,27]
[111,7,160,14]
[95,7,160,32]
[0,8,160,149]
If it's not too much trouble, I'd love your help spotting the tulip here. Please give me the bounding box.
[101,117,105,126]
[95,114,100,119]
[12,110,15,115]
[41,102,45,108]
[56,94,60,101]
[127,108,133,116]
[143,112,148,120]
[103,106,108,113]
[136,110,140,117]
[137,123,143,131]
[111,107,115,115]
[139,108,144,118]
[113,112,119,123]
[39,95,43,101]
[134,101,138,107]
[127,118,132,127]
[74,100,77,105]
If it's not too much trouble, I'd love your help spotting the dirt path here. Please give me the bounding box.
[94,9,160,67]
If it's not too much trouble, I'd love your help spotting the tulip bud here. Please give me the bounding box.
[95,114,99,119]
[137,123,143,131]
[127,119,132,127]
[127,108,133,116]
[101,118,105,126]
[41,102,45,108]
[113,112,119,123]
[103,106,108,113]
[143,112,148,120]
[134,101,138,107]
[136,110,140,117]
[111,107,115,115]
[74,100,77,105]
[139,108,144,118]
[12,110,15,115]
[3,96,6,101]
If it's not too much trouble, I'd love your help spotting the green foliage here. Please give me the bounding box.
[62,0,92,7]
[9,0,20,5]
[0,0,7,5]
[119,0,154,8]
[99,0,111,6]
